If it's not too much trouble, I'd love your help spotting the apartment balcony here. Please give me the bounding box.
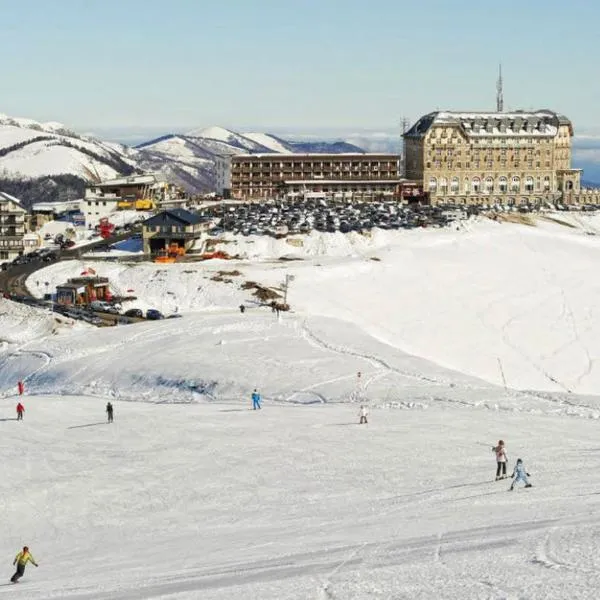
[0,237,25,245]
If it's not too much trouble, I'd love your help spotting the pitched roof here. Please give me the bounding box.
[0,191,25,209]
[143,209,203,228]
[404,110,572,139]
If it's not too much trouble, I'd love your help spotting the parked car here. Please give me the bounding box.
[124,308,143,318]
[90,300,120,314]
[146,309,164,320]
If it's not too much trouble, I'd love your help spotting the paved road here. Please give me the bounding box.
[0,230,145,327]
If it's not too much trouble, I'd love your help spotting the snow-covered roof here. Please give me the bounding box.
[31,200,81,214]
[404,110,573,139]
[0,191,25,209]
[93,174,157,187]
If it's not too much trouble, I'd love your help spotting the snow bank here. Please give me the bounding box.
[0,298,55,346]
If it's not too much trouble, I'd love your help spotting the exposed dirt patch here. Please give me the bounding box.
[538,215,577,228]
[494,213,537,227]
[241,280,282,301]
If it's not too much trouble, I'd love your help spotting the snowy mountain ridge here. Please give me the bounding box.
[0,112,369,205]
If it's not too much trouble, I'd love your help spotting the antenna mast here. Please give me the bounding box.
[400,117,410,177]
[496,64,504,112]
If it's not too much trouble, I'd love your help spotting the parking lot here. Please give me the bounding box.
[202,198,596,237]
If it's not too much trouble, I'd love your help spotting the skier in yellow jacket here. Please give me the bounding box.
[11,546,38,583]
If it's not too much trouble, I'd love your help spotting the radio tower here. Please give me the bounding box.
[496,64,504,113]
[400,117,410,177]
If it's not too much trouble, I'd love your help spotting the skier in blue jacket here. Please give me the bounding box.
[509,458,532,491]
[251,389,261,410]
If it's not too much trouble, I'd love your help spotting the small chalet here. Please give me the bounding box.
[56,276,111,306]
[142,209,209,256]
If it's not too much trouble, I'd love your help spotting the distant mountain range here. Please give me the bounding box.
[0,116,367,205]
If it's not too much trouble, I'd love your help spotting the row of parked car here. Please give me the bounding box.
[203,198,600,238]
[88,300,172,321]
[204,199,469,236]
[1,247,60,270]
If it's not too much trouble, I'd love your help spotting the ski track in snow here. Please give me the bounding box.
[18,517,586,600]
[4,218,600,597]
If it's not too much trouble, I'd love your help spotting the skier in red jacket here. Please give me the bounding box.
[16,403,24,421]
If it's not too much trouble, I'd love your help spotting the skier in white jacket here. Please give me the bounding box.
[359,405,368,425]
[509,458,532,491]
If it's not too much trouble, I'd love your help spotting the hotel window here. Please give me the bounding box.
[525,177,534,192]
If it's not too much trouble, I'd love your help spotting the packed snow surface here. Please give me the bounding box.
[28,215,600,394]
[2,215,600,598]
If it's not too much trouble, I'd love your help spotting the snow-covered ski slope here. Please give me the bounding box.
[3,215,600,598]
[27,214,600,394]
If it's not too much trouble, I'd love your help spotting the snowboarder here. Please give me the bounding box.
[16,402,24,421]
[359,405,368,424]
[10,546,38,583]
[239,304,245,314]
[106,402,113,423]
[492,439,508,480]
[17,380,24,396]
[509,458,532,491]
[251,389,261,410]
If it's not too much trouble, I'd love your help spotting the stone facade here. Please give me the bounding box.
[403,110,587,206]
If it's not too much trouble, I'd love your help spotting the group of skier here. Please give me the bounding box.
[12,400,114,423]
[6,390,114,584]
[7,379,533,585]
[492,439,532,491]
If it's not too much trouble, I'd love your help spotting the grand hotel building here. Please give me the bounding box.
[403,110,582,206]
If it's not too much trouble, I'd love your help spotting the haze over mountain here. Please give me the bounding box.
[0,112,598,208]
[0,115,368,205]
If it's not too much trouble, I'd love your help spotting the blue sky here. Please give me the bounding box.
[0,0,597,134]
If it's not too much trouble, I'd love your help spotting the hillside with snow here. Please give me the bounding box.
[21,213,600,396]
[1,215,600,597]
[0,113,371,204]
[0,113,136,181]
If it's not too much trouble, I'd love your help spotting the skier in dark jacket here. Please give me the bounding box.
[106,402,114,423]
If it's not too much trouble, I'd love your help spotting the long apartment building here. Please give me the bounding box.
[403,110,582,206]
[0,192,27,262]
[231,153,401,200]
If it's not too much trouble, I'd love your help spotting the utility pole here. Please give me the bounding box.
[283,274,295,305]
